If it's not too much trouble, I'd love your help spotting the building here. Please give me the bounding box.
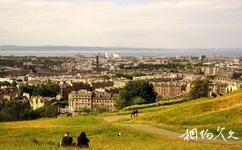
[155,58,168,65]
[0,87,20,101]
[96,55,99,71]
[61,63,75,72]
[23,92,31,99]
[30,96,53,110]
[233,58,240,65]
[68,90,117,112]
[153,82,184,99]
[209,78,242,96]
[113,78,129,88]
[217,71,242,79]
[201,66,219,76]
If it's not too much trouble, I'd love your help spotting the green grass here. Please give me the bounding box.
[1,90,242,149]
[0,115,241,149]
[127,90,242,139]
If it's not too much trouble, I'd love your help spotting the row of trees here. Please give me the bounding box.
[0,81,11,87]
[0,99,58,122]
[0,81,17,87]
[19,81,60,97]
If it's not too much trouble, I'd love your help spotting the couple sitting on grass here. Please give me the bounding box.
[60,131,89,148]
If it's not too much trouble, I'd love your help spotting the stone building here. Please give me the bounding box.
[153,82,184,99]
[155,58,168,65]
[30,96,53,110]
[201,66,219,76]
[0,87,20,101]
[209,78,242,96]
[68,90,117,112]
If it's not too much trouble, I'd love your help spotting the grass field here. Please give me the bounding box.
[0,90,242,150]
[0,115,242,150]
[115,90,242,140]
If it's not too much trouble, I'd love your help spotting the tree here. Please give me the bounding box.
[190,78,209,99]
[0,100,4,112]
[0,81,11,87]
[0,99,58,122]
[35,105,58,118]
[19,85,35,95]
[11,80,17,87]
[116,80,157,109]
[0,100,31,121]
[23,82,60,97]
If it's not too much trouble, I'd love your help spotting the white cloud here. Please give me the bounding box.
[0,0,241,48]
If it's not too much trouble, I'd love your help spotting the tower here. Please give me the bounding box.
[96,55,99,71]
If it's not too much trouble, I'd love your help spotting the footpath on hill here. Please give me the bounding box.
[101,114,242,145]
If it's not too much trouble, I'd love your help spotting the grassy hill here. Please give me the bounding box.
[130,90,242,139]
[2,116,241,150]
[0,90,241,150]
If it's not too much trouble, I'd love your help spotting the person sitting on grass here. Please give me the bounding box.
[77,132,90,148]
[60,131,73,146]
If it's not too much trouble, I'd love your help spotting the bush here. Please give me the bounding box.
[80,106,91,114]
[95,106,109,113]
[35,105,58,118]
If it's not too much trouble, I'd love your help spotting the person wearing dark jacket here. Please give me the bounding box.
[77,132,90,148]
[60,131,73,146]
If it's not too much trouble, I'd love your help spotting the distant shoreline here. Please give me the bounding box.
[0,45,241,57]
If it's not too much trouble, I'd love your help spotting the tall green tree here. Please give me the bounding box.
[190,78,209,99]
[116,80,157,109]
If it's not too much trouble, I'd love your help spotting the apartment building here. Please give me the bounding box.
[153,82,183,99]
[68,90,117,112]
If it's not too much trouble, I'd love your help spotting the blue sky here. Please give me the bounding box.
[0,0,241,48]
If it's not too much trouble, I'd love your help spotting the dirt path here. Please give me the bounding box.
[102,114,242,145]
[102,114,132,122]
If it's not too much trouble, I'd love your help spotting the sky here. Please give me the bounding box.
[0,0,242,48]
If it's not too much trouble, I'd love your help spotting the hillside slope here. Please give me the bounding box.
[2,115,241,149]
[133,90,242,139]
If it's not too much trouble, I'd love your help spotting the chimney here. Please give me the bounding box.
[96,55,99,71]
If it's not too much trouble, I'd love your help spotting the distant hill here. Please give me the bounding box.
[0,45,155,51]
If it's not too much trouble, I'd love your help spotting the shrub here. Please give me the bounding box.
[35,105,58,118]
